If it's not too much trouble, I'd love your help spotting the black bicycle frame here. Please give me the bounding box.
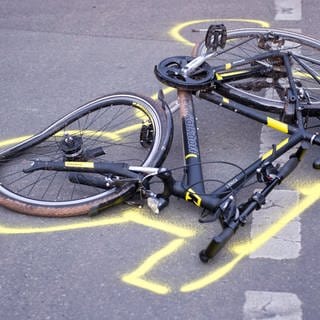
[163,77,320,261]
[167,86,320,217]
[158,50,319,214]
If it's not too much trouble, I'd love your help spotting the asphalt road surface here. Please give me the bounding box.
[1,1,320,319]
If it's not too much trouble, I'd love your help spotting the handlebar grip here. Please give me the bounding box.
[199,226,235,263]
[278,156,299,180]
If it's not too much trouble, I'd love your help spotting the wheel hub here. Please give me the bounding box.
[60,135,83,160]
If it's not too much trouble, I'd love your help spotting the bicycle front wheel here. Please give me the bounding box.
[193,28,320,122]
[0,93,169,217]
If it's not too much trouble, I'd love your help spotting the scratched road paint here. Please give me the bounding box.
[250,190,301,259]
[274,0,302,20]
[243,290,303,319]
[252,28,302,260]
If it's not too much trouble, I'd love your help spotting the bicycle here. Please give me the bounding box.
[0,25,320,262]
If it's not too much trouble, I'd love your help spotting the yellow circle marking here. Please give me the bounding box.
[168,18,271,47]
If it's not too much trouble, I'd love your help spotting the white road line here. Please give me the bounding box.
[243,290,303,320]
[250,24,303,260]
[243,5,304,320]
[274,0,302,20]
[251,120,301,259]
[250,189,300,259]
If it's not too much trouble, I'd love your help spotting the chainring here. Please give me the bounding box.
[154,56,214,91]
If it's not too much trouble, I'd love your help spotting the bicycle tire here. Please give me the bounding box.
[193,28,320,121]
[0,93,169,217]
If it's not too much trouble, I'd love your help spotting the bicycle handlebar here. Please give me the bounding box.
[199,226,235,262]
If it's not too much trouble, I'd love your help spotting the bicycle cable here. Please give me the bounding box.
[159,160,250,197]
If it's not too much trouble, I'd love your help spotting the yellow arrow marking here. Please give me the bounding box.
[122,239,186,295]
[0,208,196,295]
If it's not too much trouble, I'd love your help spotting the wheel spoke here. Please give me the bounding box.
[0,94,165,215]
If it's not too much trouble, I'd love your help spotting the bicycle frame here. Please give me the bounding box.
[7,41,320,261]
[153,82,318,261]
[19,49,319,262]
[150,49,320,260]
[164,88,310,206]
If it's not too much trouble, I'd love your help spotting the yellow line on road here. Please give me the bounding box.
[123,211,196,238]
[169,19,270,47]
[180,182,320,292]
[122,239,185,295]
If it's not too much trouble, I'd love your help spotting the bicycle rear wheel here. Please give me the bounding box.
[193,28,320,122]
[0,93,169,217]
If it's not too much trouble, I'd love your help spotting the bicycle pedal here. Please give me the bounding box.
[205,24,227,51]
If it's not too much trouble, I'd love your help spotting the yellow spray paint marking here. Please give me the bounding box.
[0,208,196,295]
[168,19,270,47]
[231,183,320,255]
[55,127,142,142]
[133,103,150,122]
[150,87,175,101]
[0,215,129,235]
[0,209,195,237]
[122,239,185,295]
[181,254,244,293]
[0,125,142,150]
[123,211,196,238]
[121,212,195,294]
[1,77,320,294]
[0,135,34,148]
[180,182,320,293]
[53,130,121,142]
[0,88,171,152]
